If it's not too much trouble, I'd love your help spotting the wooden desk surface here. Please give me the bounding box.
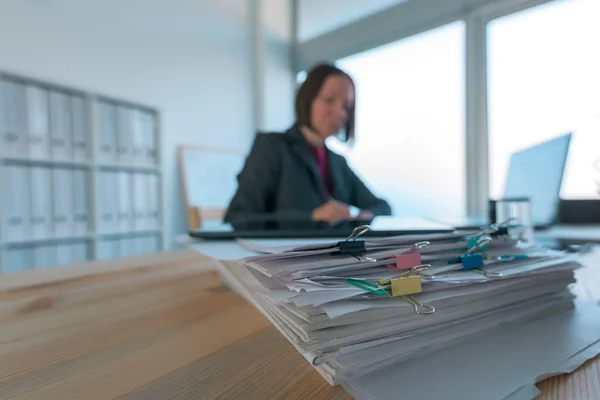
[0,249,599,400]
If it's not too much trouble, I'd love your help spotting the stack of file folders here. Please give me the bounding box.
[211,224,582,386]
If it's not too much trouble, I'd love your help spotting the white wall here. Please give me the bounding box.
[255,0,296,132]
[0,0,294,249]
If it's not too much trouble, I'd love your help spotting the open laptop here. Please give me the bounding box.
[443,133,572,230]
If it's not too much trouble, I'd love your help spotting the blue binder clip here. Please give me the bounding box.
[448,254,485,270]
[460,254,485,270]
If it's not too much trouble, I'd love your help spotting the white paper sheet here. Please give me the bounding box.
[504,338,600,400]
[236,238,339,254]
[343,300,600,400]
[292,288,365,307]
[177,235,260,260]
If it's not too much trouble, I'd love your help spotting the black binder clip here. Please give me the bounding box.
[489,219,515,237]
[490,226,509,237]
[334,225,370,257]
[338,240,367,256]
[475,220,512,238]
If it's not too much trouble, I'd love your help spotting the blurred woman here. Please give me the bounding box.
[224,63,391,227]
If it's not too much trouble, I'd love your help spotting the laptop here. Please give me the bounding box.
[188,216,454,240]
[443,133,572,230]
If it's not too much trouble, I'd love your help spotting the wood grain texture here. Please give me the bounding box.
[0,249,598,400]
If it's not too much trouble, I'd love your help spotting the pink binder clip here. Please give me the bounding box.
[395,253,422,270]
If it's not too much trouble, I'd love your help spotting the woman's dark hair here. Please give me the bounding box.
[295,63,356,142]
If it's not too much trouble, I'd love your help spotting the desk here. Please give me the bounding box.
[0,250,599,399]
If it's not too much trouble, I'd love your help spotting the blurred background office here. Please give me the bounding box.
[1,0,599,272]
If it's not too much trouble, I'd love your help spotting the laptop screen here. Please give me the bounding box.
[503,133,571,226]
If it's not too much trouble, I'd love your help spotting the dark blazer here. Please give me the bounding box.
[224,124,392,227]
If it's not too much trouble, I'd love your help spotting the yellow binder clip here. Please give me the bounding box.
[389,275,422,297]
[378,265,435,315]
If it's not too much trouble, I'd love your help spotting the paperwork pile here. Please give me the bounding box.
[203,225,582,386]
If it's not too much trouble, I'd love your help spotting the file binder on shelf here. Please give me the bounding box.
[56,241,89,265]
[2,165,31,243]
[73,169,89,235]
[98,101,118,163]
[32,243,57,269]
[49,90,73,160]
[117,171,133,232]
[141,111,157,165]
[117,106,132,164]
[55,242,72,266]
[146,174,159,229]
[133,172,148,231]
[71,95,89,161]
[30,166,53,239]
[130,109,145,164]
[1,247,33,273]
[143,235,160,254]
[70,242,89,263]
[99,171,117,233]
[121,237,136,257]
[52,167,74,237]
[97,238,119,260]
[1,79,28,157]
[131,236,146,256]
[26,85,51,159]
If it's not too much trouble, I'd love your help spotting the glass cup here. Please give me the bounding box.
[493,197,534,244]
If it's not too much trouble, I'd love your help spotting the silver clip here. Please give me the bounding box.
[465,236,492,254]
[472,218,516,237]
[403,294,436,315]
[405,265,435,282]
[346,225,370,241]
[420,265,437,280]
[399,264,431,277]
[472,269,503,278]
[355,255,377,263]
[496,218,517,227]
[411,241,430,252]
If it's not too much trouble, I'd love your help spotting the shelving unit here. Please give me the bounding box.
[98,163,161,173]
[0,71,164,273]
[1,233,93,247]
[2,156,93,169]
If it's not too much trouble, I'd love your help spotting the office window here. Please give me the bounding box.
[296,71,307,85]
[335,22,466,218]
[488,0,600,200]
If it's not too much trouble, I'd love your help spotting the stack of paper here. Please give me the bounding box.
[190,225,583,386]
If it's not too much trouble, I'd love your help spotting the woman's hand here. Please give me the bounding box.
[312,200,352,225]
